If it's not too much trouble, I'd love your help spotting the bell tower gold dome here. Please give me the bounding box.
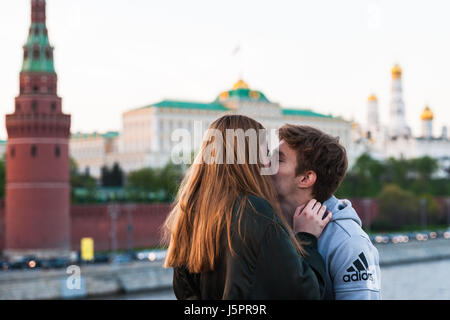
[421,105,434,121]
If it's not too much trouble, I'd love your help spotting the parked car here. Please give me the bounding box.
[0,260,9,271]
[40,257,70,270]
[373,234,390,244]
[391,234,409,244]
[414,232,429,241]
[135,249,167,262]
[443,229,450,239]
[93,253,110,264]
[110,253,133,264]
[7,256,39,270]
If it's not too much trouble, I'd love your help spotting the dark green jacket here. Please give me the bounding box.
[173,194,326,300]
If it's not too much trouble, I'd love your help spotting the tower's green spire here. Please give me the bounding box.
[21,0,55,73]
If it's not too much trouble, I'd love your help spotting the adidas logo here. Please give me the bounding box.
[342,252,374,283]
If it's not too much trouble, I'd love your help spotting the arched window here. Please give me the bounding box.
[31,145,37,158]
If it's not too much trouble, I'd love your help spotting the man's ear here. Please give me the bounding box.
[296,170,317,189]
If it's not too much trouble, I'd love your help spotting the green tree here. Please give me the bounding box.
[101,162,124,187]
[373,184,419,231]
[336,153,384,198]
[160,161,184,201]
[410,156,439,180]
[383,157,410,189]
[418,193,440,226]
[70,158,98,203]
[126,161,185,202]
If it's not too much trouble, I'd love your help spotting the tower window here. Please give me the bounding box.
[54,145,60,158]
[32,48,40,59]
[34,27,39,36]
[51,102,56,111]
[31,145,37,158]
[10,146,15,158]
[45,47,52,60]
[16,103,21,111]
[24,49,28,60]
[33,85,39,93]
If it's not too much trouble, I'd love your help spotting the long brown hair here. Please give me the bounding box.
[163,114,305,273]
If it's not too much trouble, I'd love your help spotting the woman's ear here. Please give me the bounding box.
[296,170,317,189]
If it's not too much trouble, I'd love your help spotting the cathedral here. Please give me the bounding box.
[353,64,450,176]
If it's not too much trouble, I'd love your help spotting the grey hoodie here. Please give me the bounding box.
[318,195,381,300]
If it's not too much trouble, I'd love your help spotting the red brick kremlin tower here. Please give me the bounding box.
[4,0,71,258]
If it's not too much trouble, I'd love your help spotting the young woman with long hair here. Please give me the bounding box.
[163,114,331,299]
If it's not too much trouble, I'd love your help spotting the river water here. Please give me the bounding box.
[99,258,450,300]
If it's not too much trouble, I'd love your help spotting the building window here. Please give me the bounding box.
[34,27,39,36]
[16,103,21,112]
[10,146,15,158]
[33,85,39,93]
[24,49,28,60]
[31,145,37,158]
[51,102,56,111]
[32,101,38,113]
[54,145,60,158]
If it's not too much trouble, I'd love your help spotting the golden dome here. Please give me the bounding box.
[368,94,378,102]
[249,90,260,99]
[219,91,229,100]
[392,64,402,78]
[232,79,249,90]
[421,105,434,121]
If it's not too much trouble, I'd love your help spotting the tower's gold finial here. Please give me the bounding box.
[232,79,249,90]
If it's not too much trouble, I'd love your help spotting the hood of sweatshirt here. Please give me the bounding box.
[323,195,362,226]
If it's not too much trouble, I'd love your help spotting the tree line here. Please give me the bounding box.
[1,153,449,232]
[335,154,450,231]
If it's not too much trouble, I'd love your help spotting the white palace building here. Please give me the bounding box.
[69,79,352,178]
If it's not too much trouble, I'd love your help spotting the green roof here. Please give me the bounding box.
[147,100,230,111]
[215,88,270,103]
[0,140,6,144]
[282,108,333,118]
[21,23,55,73]
[71,131,119,140]
[102,131,119,139]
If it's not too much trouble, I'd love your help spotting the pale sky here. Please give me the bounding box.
[1,0,449,140]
